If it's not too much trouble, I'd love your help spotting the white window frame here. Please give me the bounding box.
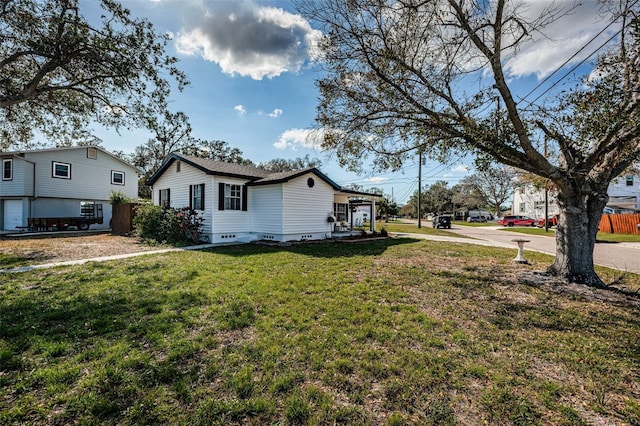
[225,184,242,210]
[52,161,71,179]
[626,175,634,186]
[2,159,12,181]
[111,170,125,185]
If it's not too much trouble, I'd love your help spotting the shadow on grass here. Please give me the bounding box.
[201,237,421,259]
[0,251,55,269]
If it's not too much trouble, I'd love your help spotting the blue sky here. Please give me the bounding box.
[91,0,616,204]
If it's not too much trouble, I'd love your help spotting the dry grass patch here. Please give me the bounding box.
[0,233,166,268]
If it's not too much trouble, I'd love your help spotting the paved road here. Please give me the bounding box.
[395,222,640,275]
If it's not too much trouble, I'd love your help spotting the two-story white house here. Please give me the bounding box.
[512,173,640,218]
[147,153,380,243]
[0,146,139,232]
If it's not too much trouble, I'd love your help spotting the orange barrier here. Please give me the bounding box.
[599,214,640,234]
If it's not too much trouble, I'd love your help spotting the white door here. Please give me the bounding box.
[3,200,23,230]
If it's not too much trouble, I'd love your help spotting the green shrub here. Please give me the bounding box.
[133,203,204,245]
[109,191,133,205]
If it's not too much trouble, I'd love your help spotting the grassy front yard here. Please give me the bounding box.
[1,239,639,425]
[377,222,472,238]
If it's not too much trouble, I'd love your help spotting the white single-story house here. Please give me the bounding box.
[146,153,381,243]
[1,146,139,232]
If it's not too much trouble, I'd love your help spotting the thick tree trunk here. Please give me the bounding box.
[547,189,608,287]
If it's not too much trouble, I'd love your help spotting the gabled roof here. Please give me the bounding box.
[147,153,382,198]
[248,167,342,190]
[147,153,270,185]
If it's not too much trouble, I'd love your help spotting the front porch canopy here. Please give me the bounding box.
[334,188,383,232]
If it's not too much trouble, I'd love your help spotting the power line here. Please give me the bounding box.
[518,1,637,107]
[517,16,621,105]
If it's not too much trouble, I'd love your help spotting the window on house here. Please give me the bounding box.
[626,175,634,186]
[519,203,525,212]
[52,161,71,179]
[191,184,205,210]
[334,203,348,222]
[176,161,181,172]
[111,170,125,185]
[159,188,170,208]
[2,159,12,180]
[225,184,242,210]
[87,147,98,159]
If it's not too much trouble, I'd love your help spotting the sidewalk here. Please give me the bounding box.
[393,226,640,275]
[0,243,218,274]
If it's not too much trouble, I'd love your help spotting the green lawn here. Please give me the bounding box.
[1,240,639,425]
[378,221,473,238]
[498,226,640,242]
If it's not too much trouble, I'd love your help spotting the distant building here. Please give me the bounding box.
[512,173,639,217]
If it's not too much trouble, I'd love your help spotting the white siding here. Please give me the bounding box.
[212,176,251,236]
[0,158,34,197]
[23,148,138,201]
[282,174,335,236]
[251,185,284,236]
[152,161,213,236]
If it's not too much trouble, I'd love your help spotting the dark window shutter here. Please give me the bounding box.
[201,184,205,209]
[242,185,248,211]
[167,188,170,206]
[158,189,162,206]
[189,185,193,209]
[218,182,225,210]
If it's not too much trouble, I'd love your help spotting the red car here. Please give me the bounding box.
[498,215,536,227]
[537,214,559,228]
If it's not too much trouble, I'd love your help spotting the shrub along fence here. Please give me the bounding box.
[599,214,640,234]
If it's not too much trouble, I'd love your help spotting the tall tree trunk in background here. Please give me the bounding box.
[548,188,609,287]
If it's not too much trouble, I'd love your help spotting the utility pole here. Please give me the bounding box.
[417,150,422,228]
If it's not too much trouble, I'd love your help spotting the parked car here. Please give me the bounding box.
[537,214,559,228]
[498,215,536,227]
[432,215,452,229]
[467,215,488,223]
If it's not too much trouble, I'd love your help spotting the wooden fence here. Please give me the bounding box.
[599,214,640,234]
[111,203,137,236]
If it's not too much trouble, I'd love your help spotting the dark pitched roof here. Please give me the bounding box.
[147,153,270,185]
[147,153,382,198]
[249,167,341,190]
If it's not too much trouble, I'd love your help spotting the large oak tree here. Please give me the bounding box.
[0,0,187,149]
[297,0,640,287]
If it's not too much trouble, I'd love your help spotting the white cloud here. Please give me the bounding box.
[501,1,615,79]
[267,108,283,118]
[273,128,324,150]
[175,2,322,80]
[450,165,470,173]
[365,176,388,184]
[234,105,246,116]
